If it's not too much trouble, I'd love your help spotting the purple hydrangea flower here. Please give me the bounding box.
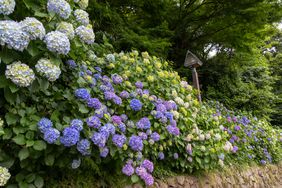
[112,74,123,84]
[165,112,174,121]
[234,125,241,131]
[99,123,115,138]
[43,128,60,144]
[86,116,101,128]
[100,147,109,158]
[87,98,102,109]
[77,139,90,156]
[136,151,143,161]
[120,114,128,122]
[91,132,107,148]
[158,152,165,160]
[60,127,80,147]
[138,132,148,140]
[95,66,102,72]
[66,60,77,68]
[150,132,160,141]
[143,89,149,95]
[112,134,126,148]
[136,117,151,130]
[136,88,143,95]
[173,153,179,159]
[112,115,122,125]
[142,173,154,186]
[104,91,115,100]
[170,120,177,127]
[160,116,168,124]
[135,166,147,178]
[232,146,238,153]
[260,160,266,165]
[70,119,83,132]
[94,73,102,80]
[130,99,142,111]
[156,104,166,113]
[122,163,135,176]
[129,135,143,151]
[75,88,90,100]
[119,91,130,99]
[166,125,180,136]
[135,81,143,89]
[141,159,154,173]
[38,118,53,133]
[154,111,163,119]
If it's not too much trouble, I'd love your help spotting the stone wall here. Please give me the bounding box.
[128,164,282,188]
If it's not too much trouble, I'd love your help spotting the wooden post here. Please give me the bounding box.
[192,67,202,103]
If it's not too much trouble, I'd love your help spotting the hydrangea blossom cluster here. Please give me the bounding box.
[75,25,95,44]
[5,61,35,87]
[37,118,60,144]
[129,135,143,151]
[35,59,61,81]
[0,0,15,15]
[0,166,11,186]
[47,0,71,19]
[56,22,75,39]
[77,139,91,155]
[0,20,29,51]
[60,127,80,147]
[130,99,142,111]
[74,9,89,26]
[20,17,45,40]
[135,165,154,186]
[44,31,70,55]
[112,134,126,148]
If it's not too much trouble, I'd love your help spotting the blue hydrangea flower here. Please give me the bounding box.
[122,163,134,176]
[91,132,107,148]
[75,25,95,44]
[113,96,122,105]
[74,9,89,26]
[47,0,72,19]
[77,139,90,156]
[150,132,160,141]
[94,73,102,80]
[38,117,53,133]
[20,17,46,40]
[44,31,70,55]
[104,91,115,100]
[70,119,83,131]
[100,123,115,138]
[0,0,15,15]
[173,153,179,159]
[60,127,80,147]
[35,58,61,81]
[141,159,154,173]
[43,128,60,144]
[138,132,148,140]
[0,21,30,51]
[120,114,128,122]
[136,117,151,130]
[118,123,126,133]
[86,116,101,128]
[75,88,90,100]
[166,125,180,136]
[156,104,166,113]
[66,60,77,68]
[112,134,126,148]
[56,22,74,39]
[87,98,102,109]
[100,147,109,158]
[129,135,143,151]
[130,99,142,111]
[94,66,102,72]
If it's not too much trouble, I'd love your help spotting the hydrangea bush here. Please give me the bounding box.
[0,0,281,187]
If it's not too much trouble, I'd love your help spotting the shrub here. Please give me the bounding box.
[0,0,281,187]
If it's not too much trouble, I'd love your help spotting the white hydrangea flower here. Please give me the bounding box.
[175,97,184,105]
[0,0,15,15]
[5,61,35,87]
[0,20,30,51]
[106,54,115,62]
[205,133,211,140]
[184,102,190,108]
[44,31,70,55]
[77,0,88,10]
[74,9,89,26]
[20,17,46,40]
[180,80,188,88]
[0,166,11,186]
[172,90,177,97]
[35,59,61,81]
[56,22,74,39]
[87,50,97,61]
[47,0,72,19]
[172,111,179,119]
[218,159,224,167]
[223,141,233,152]
[214,133,221,141]
[75,25,95,44]
[199,134,205,141]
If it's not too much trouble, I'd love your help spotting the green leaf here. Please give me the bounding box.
[131,175,139,183]
[38,79,49,91]
[0,75,8,88]
[45,155,55,166]
[33,141,46,151]
[34,176,44,188]
[13,134,26,145]
[9,84,19,93]
[195,157,202,164]
[4,87,17,104]
[25,173,36,183]
[5,112,18,125]
[26,140,34,147]
[78,103,89,113]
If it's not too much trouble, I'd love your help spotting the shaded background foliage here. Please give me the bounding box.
[88,0,282,126]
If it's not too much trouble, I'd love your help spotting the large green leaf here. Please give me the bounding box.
[18,148,29,161]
